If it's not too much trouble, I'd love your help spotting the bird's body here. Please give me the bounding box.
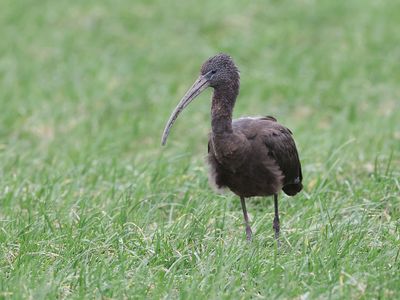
[208,116,302,198]
[162,53,303,241]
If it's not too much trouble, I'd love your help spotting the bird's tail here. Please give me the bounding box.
[282,183,303,196]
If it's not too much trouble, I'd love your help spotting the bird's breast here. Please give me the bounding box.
[209,132,250,172]
[208,131,284,197]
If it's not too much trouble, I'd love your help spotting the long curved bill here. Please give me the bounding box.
[161,75,210,145]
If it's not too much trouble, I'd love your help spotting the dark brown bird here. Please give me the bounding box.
[162,54,303,242]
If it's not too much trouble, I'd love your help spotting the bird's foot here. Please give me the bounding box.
[245,226,253,242]
[273,217,280,247]
[275,236,281,248]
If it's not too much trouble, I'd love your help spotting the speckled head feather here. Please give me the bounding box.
[200,53,240,89]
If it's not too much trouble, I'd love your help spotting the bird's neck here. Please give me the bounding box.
[211,85,238,135]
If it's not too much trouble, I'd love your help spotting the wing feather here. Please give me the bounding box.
[263,123,303,195]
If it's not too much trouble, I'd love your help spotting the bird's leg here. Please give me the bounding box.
[240,197,252,241]
[273,194,280,246]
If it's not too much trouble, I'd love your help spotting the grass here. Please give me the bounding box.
[0,0,399,298]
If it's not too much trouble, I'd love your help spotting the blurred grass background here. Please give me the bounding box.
[0,0,399,298]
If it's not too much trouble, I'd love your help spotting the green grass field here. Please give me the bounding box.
[1,0,399,298]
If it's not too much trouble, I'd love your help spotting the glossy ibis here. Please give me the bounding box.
[161,53,303,242]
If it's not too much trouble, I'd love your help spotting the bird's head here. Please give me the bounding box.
[200,53,240,88]
[161,53,239,145]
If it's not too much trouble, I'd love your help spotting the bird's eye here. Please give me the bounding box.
[211,70,217,74]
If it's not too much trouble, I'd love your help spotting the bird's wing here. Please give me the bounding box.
[262,122,303,195]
